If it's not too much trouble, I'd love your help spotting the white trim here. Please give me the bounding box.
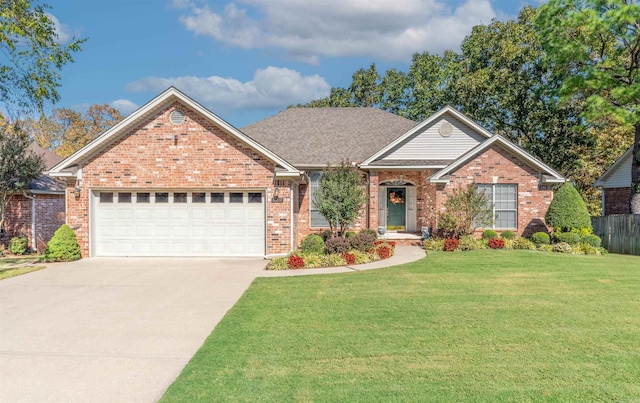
[361,106,493,166]
[429,135,564,184]
[362,165,448,170]
[49,87,300,178]
[594,146,632,187]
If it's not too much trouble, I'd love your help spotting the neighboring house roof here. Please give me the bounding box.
[241,107,418,167]
[429,135,565,184]
[26,144,65,194]
[594,146,632,188]
[49,87,301,178]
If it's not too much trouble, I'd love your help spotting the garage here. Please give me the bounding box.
[92,190,265,256]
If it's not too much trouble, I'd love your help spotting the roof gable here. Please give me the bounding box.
[28,143,63,170]
[429,135,565,184]
[361,106,492,167]
[49,87,300,177]
[594,146,632,188]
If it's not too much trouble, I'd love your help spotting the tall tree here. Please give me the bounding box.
[536,0,640,213]
[22,104,123,157]
[0,0,85,116]
[0,122,44,231]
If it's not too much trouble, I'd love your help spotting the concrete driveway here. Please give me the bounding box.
[0,257,267,403]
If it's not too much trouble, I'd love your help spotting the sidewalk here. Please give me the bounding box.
[258,245,426,277]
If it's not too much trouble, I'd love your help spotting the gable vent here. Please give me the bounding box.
[439,122,453,137]
[170,109,185,125]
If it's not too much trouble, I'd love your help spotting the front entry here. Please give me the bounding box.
[386,187,406,230]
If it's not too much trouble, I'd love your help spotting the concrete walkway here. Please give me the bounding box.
[0,246,425,402]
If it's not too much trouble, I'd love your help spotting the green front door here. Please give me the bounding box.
[387,187,406,230]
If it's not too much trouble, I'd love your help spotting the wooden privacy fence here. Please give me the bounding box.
[591,215,640,256]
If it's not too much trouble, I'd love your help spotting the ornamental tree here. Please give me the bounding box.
[545,182,592,232]
[438,184,493,238]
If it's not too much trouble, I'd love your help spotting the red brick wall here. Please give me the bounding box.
[604,187,631,215]
[66,102,292,256]
[2,194,65,253]
[436,145,552,237]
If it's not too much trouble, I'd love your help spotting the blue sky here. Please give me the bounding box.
[49,0,541,127]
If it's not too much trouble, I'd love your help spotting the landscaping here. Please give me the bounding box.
[0,256,45,280]
[161,250,639,402]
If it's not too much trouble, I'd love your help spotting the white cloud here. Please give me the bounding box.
[110,99,139,115]
[176,0,497,63]
[125,66,331,112]
[45,13,74,43]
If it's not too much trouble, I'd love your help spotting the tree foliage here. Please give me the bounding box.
[536,0,640,213]
[0,122,44,231]
[545,182,592,232]
[21,104,123,157]
[0,0,85,115]
[313,163,368,238]
[438,184,493,238]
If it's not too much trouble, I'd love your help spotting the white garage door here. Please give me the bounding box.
[93,190,265,256]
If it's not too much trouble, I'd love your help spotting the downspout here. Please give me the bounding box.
[23,192,36,251]
[290,181,294,252]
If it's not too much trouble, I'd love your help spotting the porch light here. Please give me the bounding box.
[271,186,283,203]
[74,186,81,199]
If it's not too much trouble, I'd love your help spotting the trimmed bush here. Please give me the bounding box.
[300,234,325,255]
[531,232,550,246]
[43,225,81,262]
[423,238,445,251]
[9,236,29,255]
[444,238,459,252]
[552,242,572,254]
[458,235,480,251]
[500,230,516,240]
[482,230,498,239]
[325,237,350,254]
[553,232,581,245]
[488,238,505,249]
[359,229,378,239]
[581,234,602,248]
[512,238,537,250]
[545,182,591,232]
[350,232,376,253]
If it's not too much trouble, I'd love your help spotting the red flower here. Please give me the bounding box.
[488,238,505,249]
[342,252,356,265]
[287,255,305,269]
[376,246,391,259]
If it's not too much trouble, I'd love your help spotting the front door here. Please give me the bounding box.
[386,187,406,230]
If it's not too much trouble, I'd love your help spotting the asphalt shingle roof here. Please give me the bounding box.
[241,107,418,167]
[27,144,65,193]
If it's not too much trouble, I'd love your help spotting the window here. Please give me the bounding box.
[155,192,169,203]
[478,184,517,229]
[118,192,132,203]
[309,171,330,227]
[229,193,243,203]
[174,192,187,203]
[248,192,262,203]
[136,193,150,203]
[99,193,113,203]
[192,192,206,203]
[211,192,224,203]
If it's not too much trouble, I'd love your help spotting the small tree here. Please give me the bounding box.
[0,123,44,231]
[43,224,81,262]
[545,182,591,232]
[313,162,368,238]
[438,184,493,238]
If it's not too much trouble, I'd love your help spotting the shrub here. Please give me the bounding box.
[320,230,334,241]
[500,230,516,240]
[43,225,81,262]
[342,252,356,265]
[553,232,581,245]
[300,234,325,255]
[444,238,459,252]
[552,242,572,253]
[502,239,514,249]
[458,235,480,251]
[437,184,493,238]
[597,247,609,255]
[531,232,550,246]
[545,182,592,232]
[325,237,350,254]
[302,253,323,268]
[359,229,378,239]
[482,230,498,239]
[423,237,444,251]
[512,238,537,250]
[571,227,593,237]
[321,253,347,267]
[488,238,505,249]
[287,254,305,269]
[345,231,356,240]
[376,245,391,259]
[351,250,372,264]
[572,243,601,255]
[581,234,602,248]
[267,257,289,270]
[350,232,376,253]
[9,236,29,255]
[538,244,554,252]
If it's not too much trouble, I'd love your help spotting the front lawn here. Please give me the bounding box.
[0,257,45,280]
[161,250,640,402]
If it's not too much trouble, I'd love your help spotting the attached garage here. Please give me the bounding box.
[92,190,265,257]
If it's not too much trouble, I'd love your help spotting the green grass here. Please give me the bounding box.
[161,250,640,402]
[0,257,45,280]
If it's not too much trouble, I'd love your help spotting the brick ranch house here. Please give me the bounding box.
[2,144,65,252]
[49,87,565,257]
[595,146,632,215]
